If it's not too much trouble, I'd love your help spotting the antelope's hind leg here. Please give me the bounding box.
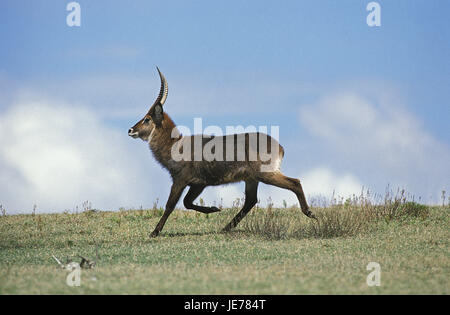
[222,180,259,232]
[183,185,221,214]
[258,171,316,219]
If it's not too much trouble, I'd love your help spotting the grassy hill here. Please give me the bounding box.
[0,200,448,294]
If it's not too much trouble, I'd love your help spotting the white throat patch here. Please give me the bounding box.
[148,128,156,144]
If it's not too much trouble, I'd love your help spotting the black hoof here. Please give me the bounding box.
[306,210,317,220]
[221,226,232,233]
[209,206,221,213]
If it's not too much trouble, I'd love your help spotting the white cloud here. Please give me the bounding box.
[229,168,363,208]
[197,183,245,207]
[0,98,166,213]
[299,92,450,202]
[198,182,307,208]
[302,167,363,199]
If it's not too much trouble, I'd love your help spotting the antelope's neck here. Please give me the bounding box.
[148,113,180,170]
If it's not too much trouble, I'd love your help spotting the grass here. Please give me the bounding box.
[0,199,448,294]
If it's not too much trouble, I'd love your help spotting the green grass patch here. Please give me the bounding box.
[0,202,448,294]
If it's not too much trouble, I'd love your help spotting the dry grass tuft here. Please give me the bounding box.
[241,189,430,240]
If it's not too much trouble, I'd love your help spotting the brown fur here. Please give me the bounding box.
[129,72,315,237]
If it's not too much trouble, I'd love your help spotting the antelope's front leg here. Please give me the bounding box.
[150,182,186,238]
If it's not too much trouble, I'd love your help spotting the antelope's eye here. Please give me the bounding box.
[143,117,150,124]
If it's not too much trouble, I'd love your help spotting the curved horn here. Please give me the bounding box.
[150,67,168,111]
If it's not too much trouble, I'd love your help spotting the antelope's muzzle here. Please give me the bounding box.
[128,128,139,138]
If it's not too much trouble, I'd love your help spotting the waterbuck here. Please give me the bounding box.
[128,68,316,237]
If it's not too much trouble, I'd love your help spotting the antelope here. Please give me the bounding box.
[128,68,316,237]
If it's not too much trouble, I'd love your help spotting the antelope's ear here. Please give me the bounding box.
[151,103,164,126]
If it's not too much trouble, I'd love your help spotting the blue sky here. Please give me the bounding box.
[0,1,449,213]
